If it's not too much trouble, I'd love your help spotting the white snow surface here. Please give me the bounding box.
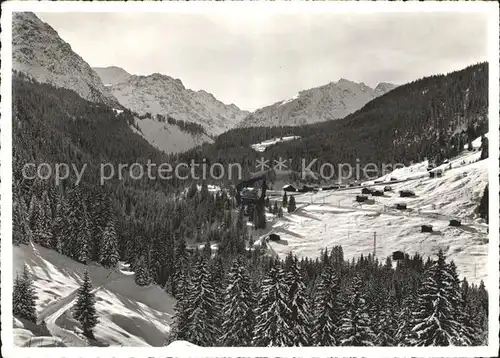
[166,340,200,348]
[265,149,489,287]
[131,116,213,154]
[472,132,489,149]
[107,73,249,136]
[13,242,175,347]
[251,136,301,152]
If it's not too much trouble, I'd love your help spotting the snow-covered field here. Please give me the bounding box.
[130,116,213,154]
[251,136,301,152]
[13,243,175,347]
[265,150,489,286]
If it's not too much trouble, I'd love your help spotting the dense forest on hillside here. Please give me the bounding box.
[166,247,488,347]
[181,63,488,181]
[12,73,243,287]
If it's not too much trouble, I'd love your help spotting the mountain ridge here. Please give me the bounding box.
[94,69,250,136]
[238,79,397,128]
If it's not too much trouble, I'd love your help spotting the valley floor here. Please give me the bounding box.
[262,150,489,286]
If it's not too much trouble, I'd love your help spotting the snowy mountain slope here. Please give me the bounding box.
[13,242,175,347]
[265,149,488,287]
[12,12,118,107]
[239,79,396,128]
[93,66,132,86]
[130,116,213,154]
[106,73,249,136]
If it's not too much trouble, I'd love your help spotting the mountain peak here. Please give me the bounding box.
[102,71,249,136]
[239,78,397,128]
[13,12,118,106]
[374,82,397,95]
[93,66,131,86]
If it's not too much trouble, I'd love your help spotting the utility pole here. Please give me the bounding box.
[373,232,377,258]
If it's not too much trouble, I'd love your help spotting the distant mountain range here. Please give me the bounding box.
[13,11,399,153]
[94,70,250,136]
[238,79,397,128]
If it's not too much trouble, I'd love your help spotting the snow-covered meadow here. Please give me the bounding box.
[264,149,489,286]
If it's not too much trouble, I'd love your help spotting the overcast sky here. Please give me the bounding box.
[37,11,488,111]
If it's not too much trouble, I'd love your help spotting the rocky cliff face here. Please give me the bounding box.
[103,73,249,136]
[12,12,118,106]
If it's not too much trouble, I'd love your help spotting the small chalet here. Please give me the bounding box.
[421,224,433,233]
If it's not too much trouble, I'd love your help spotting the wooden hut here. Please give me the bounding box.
[356,195,368,203]
[268,233,281,242]
[421,224,433,233]
[396,203,407,210]
[400,190,416,198]
[362,187,373,195]
[449,219,461,227]
[392,251,405,261]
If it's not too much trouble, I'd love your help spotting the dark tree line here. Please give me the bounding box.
[12,74,245,290]
[138,112,207,137]
[168,247,488,347]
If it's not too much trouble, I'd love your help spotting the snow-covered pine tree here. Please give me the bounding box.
[477,185,488,222]
[61,187,92,262]
[446,261,478,346]
[134,255,151,286]
[99,218,119,268]
[285,254,311,346]
[479,134,488,160]
[375,296,398,346]
[252,259,292,346]
[76,205,92,264]
[278,206,284,218]
[273,201,279,215]
[28,194,38,228]
[340,275,376,346]
[459,278,482,346]
[32,191,54,248]
[13,193,31,245]
[202,235,212,259]
[282,192,288,208]
[184,258,220,346]
[172,236,189,299]
[13,265,38,323]
[311,264,343,346]
[52,192,69,253]
[221,257,255,346]
[73,270,99,338]
[411,250,461,346]
[394,296,416,345]
[170,291,191,341]
[287,195,297,213]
